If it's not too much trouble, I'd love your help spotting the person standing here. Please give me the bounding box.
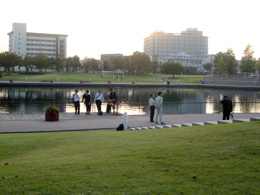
[220,95,233,120]
[149,94,155,122]
[106,88,117,113]
[94,89,105,113]
[155,91,166,125]
[82,90,91,114]
[72,89,80,115]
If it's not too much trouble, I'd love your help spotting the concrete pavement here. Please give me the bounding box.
[0,112,259,134]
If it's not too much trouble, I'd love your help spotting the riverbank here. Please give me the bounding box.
[1,113,259,133]
[1,80,260,90]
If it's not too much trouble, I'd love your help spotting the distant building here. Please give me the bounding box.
[144,28,208,71]
[100,53,123,62]
[7,23,68,58]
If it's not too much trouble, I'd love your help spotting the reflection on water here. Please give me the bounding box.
[0,87,260,115]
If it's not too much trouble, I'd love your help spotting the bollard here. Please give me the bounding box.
[57,77,59,82]
[26,77,27,81]
[123,112,128,130]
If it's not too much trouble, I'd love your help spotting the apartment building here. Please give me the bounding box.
[8,23,68,58]
[144,28,208,71]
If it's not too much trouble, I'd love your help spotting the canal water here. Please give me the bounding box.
[0,87,260,115]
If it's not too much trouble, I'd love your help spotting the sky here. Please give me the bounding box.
[0,0,259,60]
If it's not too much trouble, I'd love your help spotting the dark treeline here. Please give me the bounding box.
[1,44,259,76]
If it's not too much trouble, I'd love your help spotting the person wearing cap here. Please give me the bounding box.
[220,95,233,120]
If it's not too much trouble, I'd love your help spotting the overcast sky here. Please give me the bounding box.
[0,0,259,60]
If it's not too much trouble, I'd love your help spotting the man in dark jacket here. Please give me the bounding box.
[106,88,117,113]
[220,95,233,120]
[82,90,91,114]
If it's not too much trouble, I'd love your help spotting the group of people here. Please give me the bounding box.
[73,88,233,122]
[149,91,166,125]
[148,93,233,125]
[71,89,117,115]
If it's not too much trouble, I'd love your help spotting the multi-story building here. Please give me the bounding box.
[7,23,68,59]
[144,28,208,71]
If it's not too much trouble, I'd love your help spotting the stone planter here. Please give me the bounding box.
[45,112,59,121]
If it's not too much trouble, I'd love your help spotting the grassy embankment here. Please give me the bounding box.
[0,72,207,84]
[0,122,259,194]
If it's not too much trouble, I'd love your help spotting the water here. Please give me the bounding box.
[0,87,260,115]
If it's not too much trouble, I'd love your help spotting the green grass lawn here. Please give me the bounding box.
[0,122,259,194]
[0,72,207,84]
[168,75,208,84]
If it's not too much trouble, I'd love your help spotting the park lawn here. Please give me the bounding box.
[0,122,259,194]
[168,75,208,84]
[1,72,204,83]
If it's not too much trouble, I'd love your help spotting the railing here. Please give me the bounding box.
[0,101,260,115]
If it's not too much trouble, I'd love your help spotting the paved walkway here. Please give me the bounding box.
[0,113,259,134]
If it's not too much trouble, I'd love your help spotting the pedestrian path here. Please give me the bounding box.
[0,113,259,134]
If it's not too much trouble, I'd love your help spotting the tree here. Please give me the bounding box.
[65,55,81,73]
[48,57,56,71]
[103,60,109,71]
[23,55,34,72]
[225,48,237,75]
[151,61,159,73]
[203,63,213,73]
[10,53,22,73]
[108,56,125,70]
[65,57,73,73]
[71,55,81,72]
[254,60,260,73]
[130,51,151,75]
[0,52,22,75]
[34,54,48,72]
[160,62,185,78]
[185,66,198,75]
[55,57,65,72]
[214,48,237,75]
[240,44,256,76]
[83,57,99,73]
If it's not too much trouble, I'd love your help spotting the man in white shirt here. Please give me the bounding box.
[149,94,155,122]
[72,89,80,114]
[155,91,166,125]
[94,89,105,113]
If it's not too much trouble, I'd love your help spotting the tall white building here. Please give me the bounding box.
[144,28,208,71]
[8,23,68,58]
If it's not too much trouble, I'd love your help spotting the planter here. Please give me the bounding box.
[45,112,59,121]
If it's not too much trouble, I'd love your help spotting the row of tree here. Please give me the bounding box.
[0,51,158,75]
[203,44,260,76]
[0,44,259,76]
